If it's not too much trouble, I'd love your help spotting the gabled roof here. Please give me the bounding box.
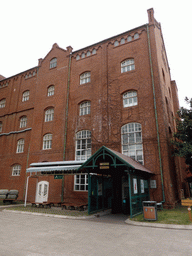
[78,146,153,174]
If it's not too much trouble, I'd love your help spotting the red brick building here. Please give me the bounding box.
[0,9,187,213]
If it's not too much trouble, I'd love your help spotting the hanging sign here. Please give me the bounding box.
[99,163,109,169]
[54,175,63,179]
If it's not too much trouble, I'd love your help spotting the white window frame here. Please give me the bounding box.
[80,72,91,85]
[43,133,52,150]
[12,164,21,176]
[123,91,138,108]
[121,59,135,73]
[22,91,30,102]
[0,98,6,108]
[79,101,91,116]
[50,58,57,69]
[74,174,88,191]
[16,139,25,153]
[20,116,27,128]
[76,130,91,161]
[121,123,143,164]
[0,122,2,132]
[47,85,55,96]
[45,108,54,122]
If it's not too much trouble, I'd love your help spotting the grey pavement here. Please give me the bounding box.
[0,210,192,256]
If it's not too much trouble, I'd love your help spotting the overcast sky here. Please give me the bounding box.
[0,0,191,108]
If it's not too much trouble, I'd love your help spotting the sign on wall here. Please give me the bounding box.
[133,178,138,194]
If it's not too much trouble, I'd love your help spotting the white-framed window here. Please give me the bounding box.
[123,91,138,108]
[0,121,2,132]
[74,174,88,191]
[92,49,96,54]
[22,91,30,102]
[81,53,85,58]
[76,130,91,161]
[43,133,52,150]
[50,58,57,69]
[80,72,91,85]
[47,85,55,96]
[76,55,80,60]
[121,59,135,73]
[45,108,54,122]
[12,164,21,176]
[79,101,91,116]
[20,116,27,128]
[114,40,119,46]
[0,98,6,108]
[16,139,24,153]
[121,38,125,44]
[121,123,143,164]
[87,51,91,57]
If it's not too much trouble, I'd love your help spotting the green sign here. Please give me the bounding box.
[54,175,63,179]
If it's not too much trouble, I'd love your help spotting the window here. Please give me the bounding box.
[121,123,143,164]
[47,85,55,96]
[0,121,2,132]
[134,33,139,39]
[92,49,96,54]
[22,91,30,102]
[121,38,125,44]
[121,59,135,73]
[50,58,57,68]
[80,72,91,85]
[76,55,80,60]
[45,108,54,122]
[12,164,21,176]
[81,53,85,58]
[74,174,88,191]
[79,101,91,116]
[127,36,132,42]
[114,40,119,46]
[87,51,91,57]
[0,98,6,108]
[123,91,138,107]
[43,133,52,150]
[16,139,24,153]
[20,116,27,128]
[76,130,91,161]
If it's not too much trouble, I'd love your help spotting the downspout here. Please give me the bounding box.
[63,52,72,160]
[147,25,165,203]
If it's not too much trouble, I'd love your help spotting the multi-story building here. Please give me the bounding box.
[0,9,187,215]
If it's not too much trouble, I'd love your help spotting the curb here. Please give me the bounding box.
[125,218,192,230]
[3,208,111,220]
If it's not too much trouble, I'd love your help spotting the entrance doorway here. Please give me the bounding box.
[35,181,49,203]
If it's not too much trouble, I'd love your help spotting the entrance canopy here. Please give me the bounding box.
[77,146,153,176]
[26,160,85,175]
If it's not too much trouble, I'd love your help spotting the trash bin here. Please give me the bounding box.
[143,201,157,220]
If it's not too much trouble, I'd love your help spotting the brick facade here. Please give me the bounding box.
[0,9,187,207]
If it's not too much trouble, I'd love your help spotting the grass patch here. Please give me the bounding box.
[5,205,89,217]
[132,205,192,225]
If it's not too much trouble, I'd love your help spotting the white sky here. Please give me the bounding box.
[0,0,191,108]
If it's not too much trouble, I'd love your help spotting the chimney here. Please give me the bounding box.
[147,8,155,24]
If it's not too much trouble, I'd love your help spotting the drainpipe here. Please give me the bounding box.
[147,25,165,203]
[63,52,72,160]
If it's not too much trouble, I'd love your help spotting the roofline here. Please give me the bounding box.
[72,24,148,54]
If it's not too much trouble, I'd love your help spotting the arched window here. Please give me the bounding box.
[120,38,125,44]
[16,139,25,153]
[123,91,138,107]
[47,85,55,96]
[0,98,6,108]
[50,58,57,69]
[12,164,21,176]
[134,33,139,39]
[121,123,143,164]
[92,49,96,54]
[87,51,91,57]
[20,116,27,128]
[127,36,132,42]
[114,40,119,46]
[121,59,135,73]
[45,108,54,122]
[22,91,30,102]
[0,121,2,132]
[76,130,91,161]
[43,133,52,150]
[80,72,91,85]
[79,101,91,116]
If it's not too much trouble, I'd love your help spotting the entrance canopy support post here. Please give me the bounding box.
[24,176,30,207]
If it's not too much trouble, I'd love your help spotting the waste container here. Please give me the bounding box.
[143,201,157,220]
